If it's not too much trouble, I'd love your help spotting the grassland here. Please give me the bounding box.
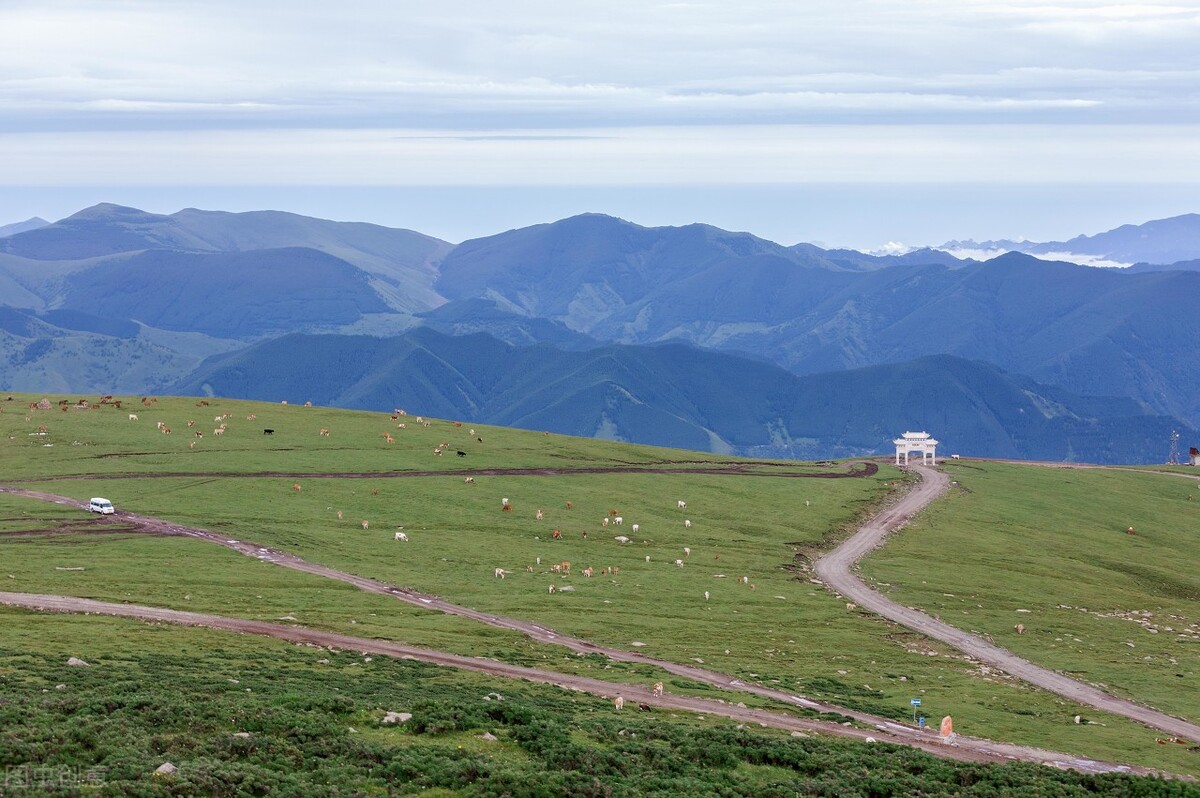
[2,394,1200,778]
[8,611,1196,797]
[861,461,1200,738]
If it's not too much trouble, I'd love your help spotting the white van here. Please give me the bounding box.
[87,498,115,515]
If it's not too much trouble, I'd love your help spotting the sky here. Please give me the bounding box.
[1,1,1198,249]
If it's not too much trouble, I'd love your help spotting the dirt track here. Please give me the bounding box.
[814,463,1200,743]
[0,590,1161,775]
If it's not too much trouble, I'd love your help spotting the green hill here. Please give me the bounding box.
[172,329,1186,463]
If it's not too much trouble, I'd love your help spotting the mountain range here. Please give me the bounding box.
[2,203,1197,463]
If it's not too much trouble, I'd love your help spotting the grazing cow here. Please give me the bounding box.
[602,517,609,526]
[494,567,506,579]
[645,555,651,562]
[502,498,510,507]
[337,511,344,519]
[551,564,562,573]
[198,400,209,407]
[456,450,466,457]
[581,531,587,540]
[741,576,749,584]
[371,489,379,496]
[128,414,138,421]
[683,547,690,557]
[304,401,312,407]
[476,436,483,442]
[263,429,274,435]
[846,602,857,610]
[612,566,620,575]
[565,501,572,510]
[560,562,570,575]
[583,567,594,578]
[186,420,196,427]
[161,426,171,434]
[454,422,462,428]
[653,682,664,697]
[614,516,623,525]
[292,484,301,491]
[1015,623,1025,635]
[675,559,684,567]
[609,510,618,517]
[156,421,164,430]
[501,503,511,511]
[684,519,691,529]
[383,434,394,444]
[361,520,369,530]
[677,500,687,509]
[552,529,562,540]
[213,428,224,436]
[394,532,408,541]
[464,477,475,484]
[397,423,406,429]
[415,417,422,423]
[214,416,223,423]
[188,440,196,449]
[536,509,544,520]
[614,696,624,711]
[704,591,710,601]
[246,414,256,420]
[631,523,639,534]
[319,428,330,436]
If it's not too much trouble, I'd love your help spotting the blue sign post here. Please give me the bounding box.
[918,716,926,728]
[910,698,922,723]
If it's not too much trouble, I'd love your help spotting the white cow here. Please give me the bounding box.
[614,516,623,525]
[494,567,506,579]
[677,500,687,509]
[394,532,408,541]
[684,519,691,529]
[631,523,639,534]
[128,414,138,421]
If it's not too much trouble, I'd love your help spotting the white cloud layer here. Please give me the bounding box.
[0,0,1197,243]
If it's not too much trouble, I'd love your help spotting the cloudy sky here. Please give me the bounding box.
[1,1,1198,247]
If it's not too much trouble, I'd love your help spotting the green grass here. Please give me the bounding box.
[2,395,1200,776]
[2,610,1198,797]
[862,460,1200,727]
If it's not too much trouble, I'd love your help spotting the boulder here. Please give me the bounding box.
[66,657,89,667]
[382,712,412,725]
[154,763,177,776]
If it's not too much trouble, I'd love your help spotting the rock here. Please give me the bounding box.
[865,736,877,743]
[55,684,66,690]
[790,731,809,738]
[232,732,251,738]
[66,657,89,667]
[153,762,177,776]
[480,732,498,741]
[382,711,412,724]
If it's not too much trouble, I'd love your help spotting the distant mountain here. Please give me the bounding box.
[0,217,49,238]
[938,214,1200,266]
[1126,258,1200,273]
[0,203,451,313]
[0,306,210,394]
[434,219,1200,427]
[172,328,1186,464]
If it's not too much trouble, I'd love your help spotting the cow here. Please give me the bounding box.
[677,500,686,509]
[292,484,302,491]
[631,523,639,534]
[263,429,274,435]
[213,428,224,436]
[464,477,475,484]
[602,517,609,526]
[684,519,691,529]
[536,509,544,521]
[652,682,664,697]
[456,450,466,457]
[614,696,624,711]
[394,532,408,541]
[614,516,623,525]
[494,567,506,579]
[552,529,562,540]
[361,520,369,530]
[319,428,330,436]
[583,567,594,578]
[1015,623,1025,635]
[675,559,684,567]
[683,547,690,557]
[128,414,138,421]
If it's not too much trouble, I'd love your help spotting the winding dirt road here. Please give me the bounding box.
[814,463,1200,743]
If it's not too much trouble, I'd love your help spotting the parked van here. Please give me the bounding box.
[87,498,115,514]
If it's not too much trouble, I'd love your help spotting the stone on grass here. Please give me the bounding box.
[382,712,412,724]
[66,657,89,667]
[154,762,177,776]
[480,732,498,741]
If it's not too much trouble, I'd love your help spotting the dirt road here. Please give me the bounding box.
[0,590,1161,776]
[814,463,1200,742]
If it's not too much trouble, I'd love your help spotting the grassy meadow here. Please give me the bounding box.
[2,394,1199,777]
[861,461,1200,736]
